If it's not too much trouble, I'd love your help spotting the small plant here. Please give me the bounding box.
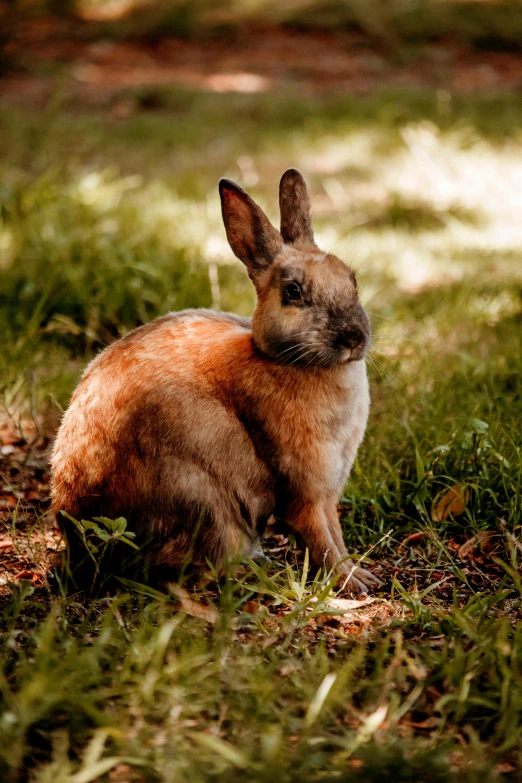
[60,511,139,589]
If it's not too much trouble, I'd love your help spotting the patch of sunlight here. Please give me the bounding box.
[77,0,145,21]
[205,235,231,261]
[70,170,222,265]
[391,123,522,228]
[203,73,271,93]
[0,225,16,270]
[70,168,244,318]
[134,181,216,254]
[67,116,522,305]
[302,133,379,177]
[72,170,143,211]
[467,289,522,326]
[371,315,448,362]
[130,178,246,268]
[291,122,522,293]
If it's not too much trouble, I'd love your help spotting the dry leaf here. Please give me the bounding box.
[327,597,376,612]
[169,584,219,624]
[13,569,33,581]
[311,596,376,614]
[458,530,496,560]
[495,761,517,775]
[109,763,134,782]
[398,531,423,550]
[25,491,46,502]
[402,716,439,730]
[431,484,469,522]
[0,494,19,509]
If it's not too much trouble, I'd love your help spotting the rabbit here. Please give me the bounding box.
[50,168,380,594]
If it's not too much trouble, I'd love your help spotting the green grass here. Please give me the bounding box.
[1,85,522,780]
[2,578,522,783]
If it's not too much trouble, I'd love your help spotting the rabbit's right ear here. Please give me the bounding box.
[219,179,282,281]
[279,168,314,245]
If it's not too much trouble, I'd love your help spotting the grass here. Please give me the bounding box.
[0,82,522,781]
[2,578,522,782]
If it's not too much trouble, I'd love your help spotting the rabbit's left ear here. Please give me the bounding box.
[279,168,314,245]
[219,179,282,280]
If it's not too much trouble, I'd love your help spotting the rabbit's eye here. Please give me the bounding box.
[284,282,302,302]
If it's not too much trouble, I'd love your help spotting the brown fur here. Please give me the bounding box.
[51,169,380,594]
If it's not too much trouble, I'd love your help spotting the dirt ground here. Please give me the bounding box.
[3,20,522,110]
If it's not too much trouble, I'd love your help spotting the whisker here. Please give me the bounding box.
[294,347,319,367]
[366,311,401,325]
[289,346,317,367]
[271,330,318,344]
[367,353,405,388]
[278,341,307,355]
[277,341,312,359]
[371,335,431,348]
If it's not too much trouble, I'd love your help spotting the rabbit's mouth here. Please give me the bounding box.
[334,327,369,364]
[339,347,359,364]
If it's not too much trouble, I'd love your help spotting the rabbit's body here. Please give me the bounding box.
[51,170,379,593]
[52,309,369,568]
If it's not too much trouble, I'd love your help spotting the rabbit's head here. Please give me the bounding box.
[220,168,369,368]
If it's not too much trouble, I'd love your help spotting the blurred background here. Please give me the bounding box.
[0,0,521,552]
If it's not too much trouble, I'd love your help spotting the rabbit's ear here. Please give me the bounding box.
[279,168,314,245]
[219,179,283,279]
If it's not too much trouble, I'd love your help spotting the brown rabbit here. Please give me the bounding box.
[51,169,380,594]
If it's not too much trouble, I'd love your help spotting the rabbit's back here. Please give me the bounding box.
[51,310,275,566]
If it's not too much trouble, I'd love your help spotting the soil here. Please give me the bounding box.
[2,20,522,110]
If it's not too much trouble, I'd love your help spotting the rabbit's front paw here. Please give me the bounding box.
[246,543,272,566]
[337,560,382,596]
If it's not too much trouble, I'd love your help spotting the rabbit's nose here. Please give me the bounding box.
[337,328,366,351]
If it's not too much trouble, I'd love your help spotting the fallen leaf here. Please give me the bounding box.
[13,569,33,580]
[402,716,439,730]
[458,530,496,560]
[0,494,19,509]
[495,761,517,775]
[25,491,46,502]
[398,531,423,550]
[109,763,133,782]
[431,484,469,522]
[326,597,376,612]
[169,583,219,624]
